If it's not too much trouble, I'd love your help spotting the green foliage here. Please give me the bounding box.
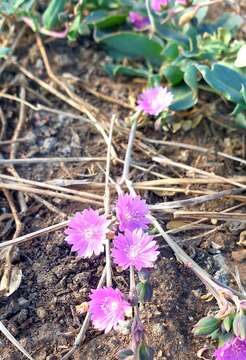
[42,0,67,29]
[1,0,245,125]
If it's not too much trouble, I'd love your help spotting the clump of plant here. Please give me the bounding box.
[62,87,246,359]
[1,0,245,127]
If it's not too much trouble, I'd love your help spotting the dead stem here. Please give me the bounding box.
[150,188,244,210]
[0,156,106,166]
[0,321,34,360]
[153,155,246,189]
[0,136,32,146]
[144,138,246,166]
[2,189,23,293]
[174,211,246,222]
[65,74,134,110]
[0,174,103,201]
[14,61,117,158]
[0,182,103,206]
[121,112,140,184]
[60,267,107,360]
[0,106,6,140]
[0,221,68,250]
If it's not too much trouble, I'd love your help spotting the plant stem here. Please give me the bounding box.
[121,111,140,184]
[145,0,156,33]
[104,115,116,287]
[130,265,135,295]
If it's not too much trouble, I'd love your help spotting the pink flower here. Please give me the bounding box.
[65,209,109,258]
[176,0,188,5]
[137,86,173,116]
[116,194,150,232]
[151,0,169,12]
[112,229,159,271]
[129,12,150,29]
[214,337,246,360]
[89,287,131,333]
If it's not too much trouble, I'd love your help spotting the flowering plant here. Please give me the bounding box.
[2,0,245,125]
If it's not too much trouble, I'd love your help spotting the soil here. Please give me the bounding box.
[1,12,246,360]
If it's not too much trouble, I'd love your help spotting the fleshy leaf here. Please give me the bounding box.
[196,63,246,105]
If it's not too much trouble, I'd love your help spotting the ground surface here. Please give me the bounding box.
[0,8,246,360]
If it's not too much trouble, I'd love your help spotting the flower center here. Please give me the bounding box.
[110,301,119,311]
[83,228,94,240]
[128,245,139,260]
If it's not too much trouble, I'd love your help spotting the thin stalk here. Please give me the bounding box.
[130,265,135,296]
[145,0,156,33]
[121,112,140,184]
[104,115,116,287]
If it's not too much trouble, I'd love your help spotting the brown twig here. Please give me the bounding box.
[34,35,117,158]
[0,174,103,201]
[0,136,33,146]
[0,156,106,166]
[144,138,246,167]
[150,188,244,211]
[0,106,6,140]
[0,182,103,206]
[153,155,246,189]
[174,211,246,222]
[0,321,34,360]
[14,61,117,158]
[60,267,107,360]
[0,220,68,250]
[2,189,23,294]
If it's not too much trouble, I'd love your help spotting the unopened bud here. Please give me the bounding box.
[233,311,246,339]
[138,343,154,360]
[223,313,235,333]
[138,269,151,284]
[136,282,153,303]
[118,348,134,359]
[192,316,220,336]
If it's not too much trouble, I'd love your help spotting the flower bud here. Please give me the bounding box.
[138,343,154,360]
[233,311,246,339]
[192,316,220,336]
[223,313,235,333]
[209,329,220,340]
[136,282,153,303]
[138,269,151,284]
[118,349,134,359]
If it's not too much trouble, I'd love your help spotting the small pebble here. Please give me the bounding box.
[36,307,47,320]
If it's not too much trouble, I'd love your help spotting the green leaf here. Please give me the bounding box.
[197,63,246,105]
[170,83,197,111]
[184,63,198,94]
[156,23,189,47]
[162,65,183,86]
[235,45,246,68]
[235,113,246,129]
[161,42,179,62]
[83,9,127,29]
[0,47,12,59]
[104,64,149,78]
[68,13,82,42]
[192,317,221,336]
[95,30,165,65]
[42,0,66,30]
